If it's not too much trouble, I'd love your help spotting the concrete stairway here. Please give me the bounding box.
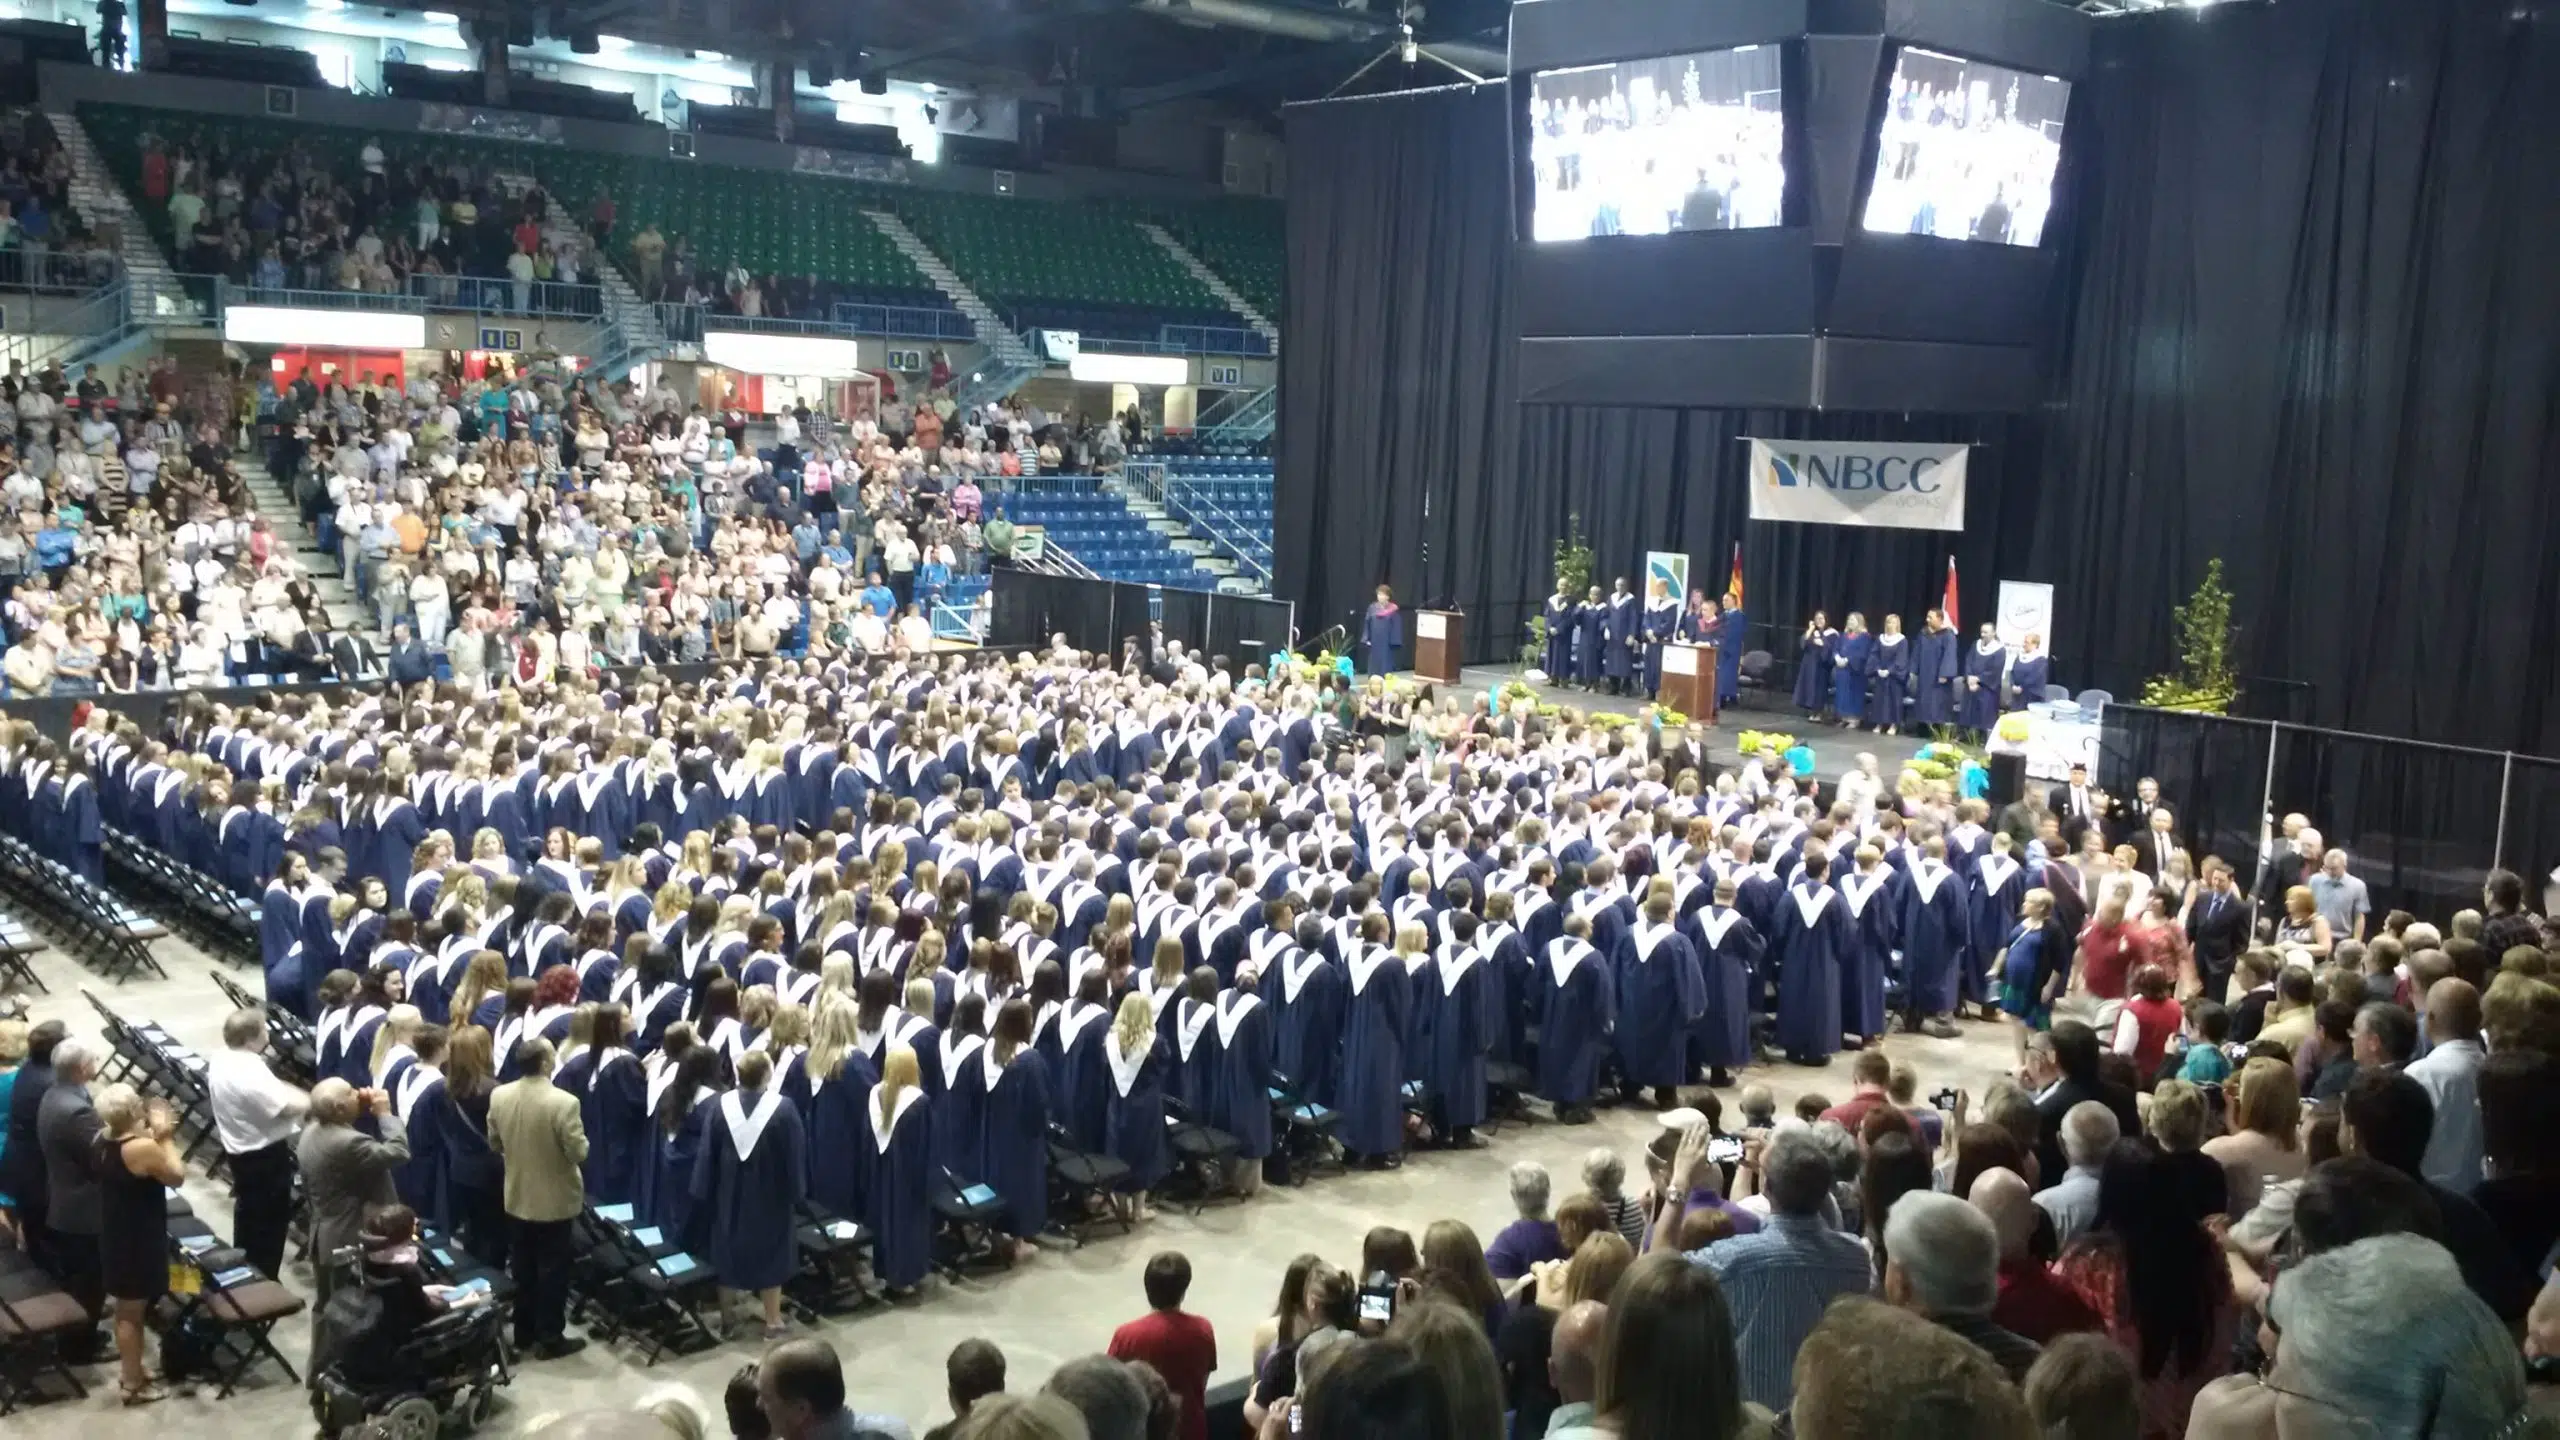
[861,210,1041,373]
[1136,221,1278,350]
[44,108,204,326]
[542,194,666,371]
[1109,481,1260,596]
[236,458,375,637]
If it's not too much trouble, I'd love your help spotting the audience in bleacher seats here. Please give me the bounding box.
[0,111,121,293]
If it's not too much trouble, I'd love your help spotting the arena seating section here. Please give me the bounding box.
[78,102,1280,344]
[1006,493,1215,589]
[1161,454,1274,578]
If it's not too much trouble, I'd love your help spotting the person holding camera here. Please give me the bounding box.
[297,1077,411,1303]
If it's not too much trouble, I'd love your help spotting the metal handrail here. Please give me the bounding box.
[1164,479,1273,584]
[216,280,428,314]
[405,275,606,317]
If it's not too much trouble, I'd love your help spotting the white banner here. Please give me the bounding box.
[1745,439,1969,531]
[1996,580,2055,657]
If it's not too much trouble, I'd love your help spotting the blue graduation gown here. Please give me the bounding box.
[1541,595,1575,677]
[1336,947,1410,1157]
[1614,920,1706,1090]
[1422,948,1491,1132]
[856,1089,933,1290]
[372,798,425,897]
[637,1094,718,1248]
[1169,998,1222,1119]
[1960,643,2007,730]
[693,1090,806,1290]
[392,1070,449,1229]
[1362,603,1402,676]
[1865,635,1913,728]
[928,1035,990,1182]
[1603,594,1639,681]
[1679,906,1760,1071]
[1474,924,1535,1065]
[1831,632,1875,722]
[1266,948,1345,1107]
[1913,626,1961,725]
[1837,870,1898,1042]
[1899,861,1974,1017]
[980,1051,1053,1239]
[1574,602,1609,683]
[1641,600,1680,694]
[1773,883,1852,1060]
[559,1048,649,1205]
[1967,853,2029,1005]
[1212,992,1275,1159]
[1537,938,1615,1106]
[802,1054,879,1216]
[2008,654,2050,709]
[1054,1004,1114,1152]
[1717,607,1747,703]
[1101,1031,1172,1191]
[1793,627,1836,710]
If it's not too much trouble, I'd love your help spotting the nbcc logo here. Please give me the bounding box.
[1766,452,1946,494]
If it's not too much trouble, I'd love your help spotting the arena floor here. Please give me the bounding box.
[3,922,2021,1438]
[1453,663,1937,782]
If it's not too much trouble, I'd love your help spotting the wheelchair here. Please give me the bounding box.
[310,1301,508,1439]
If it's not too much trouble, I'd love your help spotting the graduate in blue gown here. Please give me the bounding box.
[1362,585,1403,676]
[1864,616,1914,733]
[1717,593,1747,708]
[1099,993,1173,1219]
[1053,978,1116,1151]
[1212,981,1274,1170]
[978,1001,1055,1244]
[1771,855,1853,1064]
[558,1009,649,1205]
[1960,624,2008,736]
[1967,836,2030,1015]
[1640,583,1681,698]
[1912,609,1961,728]
[1792,612,1837,715]
[1603,578,1640,696]
[1264,919,1344,1107]
[1541,586,1576,680]
[1168,971,1225,1122]
[636,1044,725,1248]
[1537,916,1615,1122]
[928,997,991,1183]
[1421,916,1491,1144]
[692,1051,805,1338]
[1615,892,1707,1107]
[1574,587,1610,689]
[1679,879,1762,1085]
[1830,613,1875,728]
[1335,932,1411,1163]
[262,856,315,1019]
[798,1005,880,1217]
[1897,838,1974,1036]
[2007,633,2051,711]
[857,1046,934,1294]
[1835,850,1899,1047]
[1474,897,1535,1067]
[391,1029,450,1228]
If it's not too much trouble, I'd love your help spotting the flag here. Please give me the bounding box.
[1726,542,1745,609]
[1941,556,1960,630]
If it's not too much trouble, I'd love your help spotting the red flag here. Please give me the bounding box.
[1726,542,1745,609]
[1941,556,1960,630]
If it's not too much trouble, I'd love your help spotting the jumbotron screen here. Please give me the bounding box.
[1863,47,2071,247]
[1524,46,1786,242]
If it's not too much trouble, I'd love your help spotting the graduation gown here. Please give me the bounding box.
[1967,852,2029,1006]
[693,1088,806,1290]
[979,1049,1053,1239]
[1960,642,2008,730]
[1422,946,1491,1132]
[1831,631,1875,722]
[1717,606,1747,704]
[1541,594,1575,677]
[1574,602,1609,683]
[1865,634,1913,728]
[1537,937,1615,1106]
[1475,922,1535,1066]
[1266,946,1345,1107]
[637,1091,718,1249]
[802,1053,879,1217]
[1912,626,1961,726]
[857,1087,933,1290]
[1772,883,1853,1061]
[1336,945,1411,1157]
[928,1035,990,1183]
[1362,602,1402,676]
[2008,653,2050,709]
[1899,860,1974,1017]
[1604,593,1640,681]
[391,1066,449,1229]
[1641,600,1680,695]
[1679,905,1760,1072]
[1614,920,1706,1090]
[1793,627,1837,710]
[1053,1002,1114,1152]
[1836,870,1897,1042]
[1169,998,1222,1120]
[1212,992,1274,1159]
[1101,1029,1172,1191]
[559,1047,649,1205]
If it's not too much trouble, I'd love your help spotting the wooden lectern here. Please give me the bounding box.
[1415,610,1465,684]
[1659,641,1720,726]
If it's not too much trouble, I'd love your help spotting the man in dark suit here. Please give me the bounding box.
[385,621,433,686]
[2045,763,2102,852]
[2107,776,2166,850]
[0,1019,65,1248]
[2029,1021,2141,1194]
[35,1039,105,1331]
[2254,814,2316,912]
[2185,857,2250,1000]
[2128,805,2180,881]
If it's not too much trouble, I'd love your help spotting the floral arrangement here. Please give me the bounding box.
[1642,704,1689,728]
[1588,712,1637,731]
[1904,739,1976,783]
[1737,729,1797,756]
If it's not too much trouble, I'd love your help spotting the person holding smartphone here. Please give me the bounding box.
[1646,1121,1763,1252]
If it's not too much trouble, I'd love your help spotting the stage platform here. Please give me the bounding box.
[1434,663,1936,787]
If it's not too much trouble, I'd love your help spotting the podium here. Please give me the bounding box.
[1415,610,1465,684]
[1659,642,1720,726]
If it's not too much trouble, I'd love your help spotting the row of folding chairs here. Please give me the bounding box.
[0,906,45,994]
[0,1239,90,1414]
[0,832,167,983]
[161,1193,308,1398]
[104,826,262,969]
[570,1194,878,1366]
[83,989,228,1173]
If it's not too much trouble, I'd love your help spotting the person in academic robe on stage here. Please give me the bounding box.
[1615,880,1707,1111]
[1837,845,1901,1050]
[1537,913,1614,1124]
[1640,581,1680,699]
[856,1045,933,1297]
[1542,584,1577,683]
[1898,836,1973,1039]
[1912,609,1961,731]
[1679,876,1761,1087]
[1678,588,1715,647]
[556,1004,648,1205]
[1772,848,1853,1066]
[978,999,1054,1256]
[1575,586,1610,691]
[1336,911,1411,1166]
[798,1004,878,1217]
[2007,632,2051,710]
[1864,614,1914,735]
[691,1049,804,1341]
[1793,611,1838,718]
[1960,623,2008,740]
[1362,585,1402,677]
[1829,612,1874,730]
[1418,911,1491,1148]
[1603,577,1641,697]
[1212,972,1274,1191]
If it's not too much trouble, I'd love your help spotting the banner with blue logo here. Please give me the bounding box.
[1746,438,1969,531]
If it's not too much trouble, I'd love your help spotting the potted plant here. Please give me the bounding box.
[2140,558,2241,713]
[1521,515,1597,672]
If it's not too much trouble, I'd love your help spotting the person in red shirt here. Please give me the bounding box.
[1107,1252,1218,1440]
[1816,1050,1902,1138]
[1968,1167,2104,1344]
[2111,964,2185,1083]
[2072,888,2151,1003]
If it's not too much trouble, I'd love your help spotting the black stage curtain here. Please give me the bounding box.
[1281,0,2560,753]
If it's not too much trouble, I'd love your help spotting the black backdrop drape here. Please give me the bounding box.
[1279,0,2560,753]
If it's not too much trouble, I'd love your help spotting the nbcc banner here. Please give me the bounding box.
[1746,439,1969,532]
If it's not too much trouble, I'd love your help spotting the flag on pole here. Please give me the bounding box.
[1727,542,1745,608]
[1941,556,1960,630]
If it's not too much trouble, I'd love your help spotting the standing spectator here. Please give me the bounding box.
[34,1038,105,1329]
[487,1037,589,1358]
[1552,1251,1761,1440]
[297,1076,409,1302]
[2032,1021,2141,1194]
[1687,1127,1871,1412]
[2478,867,2541,961]
[2336,1068,2533,1323]
[1108,1253,1217,1440]
[0,1020,65,1249]
[205,1008,309,1279]
[1540,1300,1607,1440]
[1880,1191,2042,1382]
[2051,1142,2237,1438]
[1966,1168,2104,1344]
[1044,1354,1148,1440]
[2019,1334,2141,1440]
[924,1339,1006,1440]
[92,1083,185,1405]
[757,1337,915,1440]
[2308,848,2371,944]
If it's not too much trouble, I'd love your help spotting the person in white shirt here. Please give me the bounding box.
[206,1008,310,1277]
[2403,979,2485,1192]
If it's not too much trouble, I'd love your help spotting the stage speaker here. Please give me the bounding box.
[1986,752,2026,808]
[859,72,887,94]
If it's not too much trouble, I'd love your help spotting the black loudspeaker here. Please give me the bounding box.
[806,50,834,87]
[859,72,886,94]
[570,27,599,53]
[505,12,535,45]
[1987,752,2026,808]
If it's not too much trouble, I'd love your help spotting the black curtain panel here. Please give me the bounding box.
[1281,0,2560,753]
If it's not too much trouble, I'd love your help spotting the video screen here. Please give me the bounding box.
[1525,46,1785,242]
[1863,48,2071,247]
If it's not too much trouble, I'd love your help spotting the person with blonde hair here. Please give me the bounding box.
[1103,990,1171,1222]
[860,1044,933,1295]
[92,1082,186,1404]
[2202,1057,2304,1217]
